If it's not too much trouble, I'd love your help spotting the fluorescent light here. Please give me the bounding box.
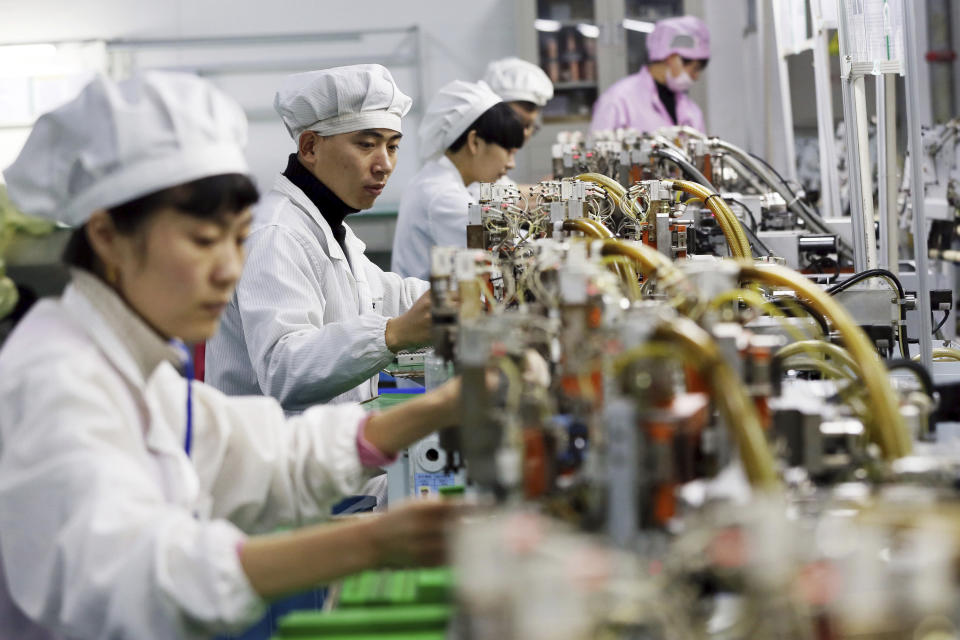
[0,41,106,79]
[534,19,562,32]
[622,18,656,33]
[0,43,57,63]
[576,23,600,38]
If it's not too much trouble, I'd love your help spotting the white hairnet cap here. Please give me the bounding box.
[419,80,501,161]
[274,64,412,140]
[482,57,554,107]
[3,71,249,227]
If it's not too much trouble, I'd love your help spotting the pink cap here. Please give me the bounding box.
[646,16,710,62]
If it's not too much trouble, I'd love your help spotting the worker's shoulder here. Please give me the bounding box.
[247,195,318,246]
[252,187,308,228]
[601,71,647,97]
[0,299,103,385]
[416,164,469,212]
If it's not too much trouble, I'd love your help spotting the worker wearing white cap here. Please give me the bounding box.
[466,57,555,202]
[591,16,710,133]
[206,64,433,412]
[482,56,554,143]
[391,80,526,280]
[0,71,465,639]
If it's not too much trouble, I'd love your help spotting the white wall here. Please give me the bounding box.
[700,0,796,178]
[0,0,517,211]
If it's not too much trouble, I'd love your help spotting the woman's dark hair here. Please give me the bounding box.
[511,100,540,114]
[447,102,526,154]
[63,173,259,270]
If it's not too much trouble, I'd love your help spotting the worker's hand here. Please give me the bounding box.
[428,366,505,429]
[368,499,466,568]
[431,376,462,428]
[385,292,432,353]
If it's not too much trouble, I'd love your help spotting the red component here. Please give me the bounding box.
[193,343,206,382]
[586,152,593,158]
[522,429,549,499]
[652,483,677,524]
[926,50,957,63]
[587,306,603,328]
[646,421,673,442]
[754,396,772,430]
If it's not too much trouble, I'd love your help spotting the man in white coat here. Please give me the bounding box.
[207,65,432,412]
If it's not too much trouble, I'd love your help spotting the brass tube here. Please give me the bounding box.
[741,262,911,459]
[664,179,752,258]
[652,318,780,489]
[777,340,860,376]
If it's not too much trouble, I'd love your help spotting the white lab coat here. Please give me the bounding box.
[391,155,472,280]
[206,174,429,411]
[0,270,375,639]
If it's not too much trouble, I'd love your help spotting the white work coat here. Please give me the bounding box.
[391,155,472,280]
[206,175,429,411]
[0,270,374,639]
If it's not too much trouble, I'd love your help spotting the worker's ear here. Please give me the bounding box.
[466,129,481,155]
[298,131,320,162]
[86,209,123,279]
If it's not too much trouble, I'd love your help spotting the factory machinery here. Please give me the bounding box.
[417,125,960,640]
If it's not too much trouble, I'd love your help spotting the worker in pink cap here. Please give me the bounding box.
[590,16,710,133]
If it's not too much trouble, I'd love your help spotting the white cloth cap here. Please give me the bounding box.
[419,80,502,161]
[274,64,412,140]
[3,71,249,227]
[482,57,554,106]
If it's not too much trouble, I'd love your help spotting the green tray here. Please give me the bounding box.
[275,604,452,635]
[361,392,423,412]
[338,568,453,608]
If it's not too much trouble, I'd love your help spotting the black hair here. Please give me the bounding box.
[681,56,709,70]
[63,173,259,271]
[510,100,540,113]
[447,102,526,154]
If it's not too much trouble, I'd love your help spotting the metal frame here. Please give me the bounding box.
[834,0,934,366]
[836,1,890,273]
[903,0,935,369]
[876,73,898,274]
[770,0,843,217]
[769,0,800,184]
[810,0,843,219]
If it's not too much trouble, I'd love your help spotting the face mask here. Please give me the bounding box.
[665,67,694,93]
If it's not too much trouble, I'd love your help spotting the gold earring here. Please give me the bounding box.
[105,264,119,286]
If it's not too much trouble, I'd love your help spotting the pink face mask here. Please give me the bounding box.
[665,67,694,93]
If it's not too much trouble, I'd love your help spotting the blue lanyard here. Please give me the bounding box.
[169,340,194,457]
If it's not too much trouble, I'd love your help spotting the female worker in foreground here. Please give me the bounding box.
[0,71,464,639]
[391,80,526,280]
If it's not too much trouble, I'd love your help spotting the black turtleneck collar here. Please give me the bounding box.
[283,153,359,255]
[654,79,678,125]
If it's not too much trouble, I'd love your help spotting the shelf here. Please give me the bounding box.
[543,114,591,124]
[535,19,597,27]
[552,81,598,90]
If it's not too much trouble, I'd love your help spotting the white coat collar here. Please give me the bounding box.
[434,154,465,184]
[63,269,185,386]
[272,174,367,264]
